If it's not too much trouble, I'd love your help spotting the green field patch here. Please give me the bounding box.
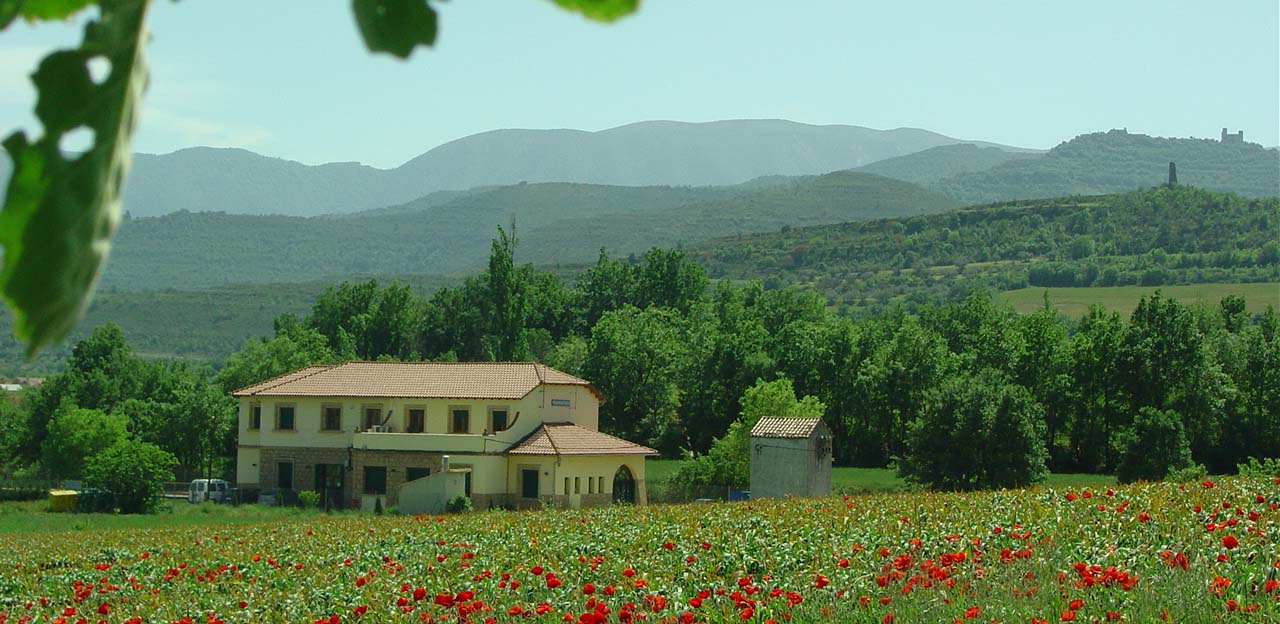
[998,282,1279,317]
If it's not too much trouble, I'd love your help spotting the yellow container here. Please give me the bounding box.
[48,489,78,513]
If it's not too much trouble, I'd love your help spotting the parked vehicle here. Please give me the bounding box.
[256,488,278,506]
[188,479,232,503]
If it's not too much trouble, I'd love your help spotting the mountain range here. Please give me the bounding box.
[0,119,1030,218]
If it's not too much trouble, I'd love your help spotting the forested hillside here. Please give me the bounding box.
[4,185,1274,373]
[99,173,950,290]
[693,185,1280,310]
[854,143,1037,184]
[931,131,1279,203]
[516,172,958,265]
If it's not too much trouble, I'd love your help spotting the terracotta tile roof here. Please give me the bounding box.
[508,422,657,456]
[750,417,826,439]
[231,366,331,396]
[230,361,601,400]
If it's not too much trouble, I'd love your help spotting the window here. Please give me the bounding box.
[597,476,604,493]
[276,404,295,430]
[521,469,539,498]
[363,466,387,494]
[574,477,581,494]
[406,467,430,482]
[321,405,342,431]
[407,408,425,433]
[489,407,509,433]
[363,406,383,430]
[564,477,570,495]
[277,462,293,490]
[588,476,594,494]
[249,404,261,430]
[450,407,470,434]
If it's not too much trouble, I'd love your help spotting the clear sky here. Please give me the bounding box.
[1,0,1276,168]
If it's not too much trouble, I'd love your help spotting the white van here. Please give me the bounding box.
[189,479,231,503]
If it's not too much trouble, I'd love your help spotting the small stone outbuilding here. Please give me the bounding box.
[749,417,832,499]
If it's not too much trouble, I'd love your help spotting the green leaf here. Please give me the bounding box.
[549,0,639,22]
[13,0,96,22]
[0,0,151,356]
[352,0,436,59]
[0,1,17,29]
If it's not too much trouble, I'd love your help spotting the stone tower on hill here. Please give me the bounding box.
[1221,128,1244,144]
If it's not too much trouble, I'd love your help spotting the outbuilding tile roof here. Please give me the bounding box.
[230,361,601,401]
[507,422,657,456]
[750,417,825,439]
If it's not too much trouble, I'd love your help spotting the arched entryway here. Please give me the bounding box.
[612,465,636,504]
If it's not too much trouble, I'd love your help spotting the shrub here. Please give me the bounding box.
[40,404,127,480]
[1237,456,1280,479]
[1116,407,1193,483]
[297,490,320,509]
[898,369,1048,490]
[446,495,472,513]
[82,439,178,514]
[1166,463,1208,483]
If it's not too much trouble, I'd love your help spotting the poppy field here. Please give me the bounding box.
[0,477,1275,624]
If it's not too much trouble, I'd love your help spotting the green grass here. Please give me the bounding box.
[644,459,1116,496]
[0,499,329,535]
[997,282,1279,317]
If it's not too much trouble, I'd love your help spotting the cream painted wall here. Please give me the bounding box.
[236,447,260,485]
[505,455,646,495]
[237,384,602,453]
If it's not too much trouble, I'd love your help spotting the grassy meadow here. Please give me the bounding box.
[0,476,1272,622]
[644,459,1116,498]
[997,282,1280,317]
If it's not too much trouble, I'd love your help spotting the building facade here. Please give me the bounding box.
[233,361,655,510]
[748,417,833,499]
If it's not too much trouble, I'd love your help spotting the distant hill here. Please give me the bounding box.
[0,119,1027,217]
[517,172,959,265]
[854,143,1037,184]
[384,120,1028,197]
[930,131,1279,203]
[690,185,1280,310]
[99,173,953,290]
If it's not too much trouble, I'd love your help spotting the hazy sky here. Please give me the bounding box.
[2,1,1276,168]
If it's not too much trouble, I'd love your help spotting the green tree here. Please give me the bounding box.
[899,369,1048,490]
[215,321,339,394]
[575,249,634,332]
[630,247,709,314]
[678,281,775,453]
[1014,305,1072,466]
[17,323,143,462]
[1120,293,1226,465]
[482,225,529,361]
[849,315,958,466]
[1115,407,1194,483]
[40,404,128,480]
[82,438,178,514]
[1067,305,1127,472]
[583,305,688,454]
